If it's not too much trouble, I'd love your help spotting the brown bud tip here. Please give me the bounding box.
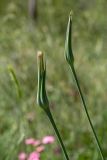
[37,51,43,58]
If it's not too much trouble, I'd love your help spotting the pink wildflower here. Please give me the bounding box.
[36,145,45,153]
[18,152,27,160]
[33,140,41,146]
[42,136,55,144]
[25,138,35,145]
[28,152,40,160]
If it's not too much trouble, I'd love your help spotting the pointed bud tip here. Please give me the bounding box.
[37,51,43,58]
[69,11,73,20]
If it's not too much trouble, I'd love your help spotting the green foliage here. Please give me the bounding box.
[0,0,107,159]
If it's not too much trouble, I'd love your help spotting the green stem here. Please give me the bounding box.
[71,65,105,160]
[46,109,70,160]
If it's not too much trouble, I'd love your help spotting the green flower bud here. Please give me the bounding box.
[37,51,49,111]
[65,13,74,66]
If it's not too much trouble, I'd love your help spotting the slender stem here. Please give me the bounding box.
[46,109,70,160]
[71,65,105,160]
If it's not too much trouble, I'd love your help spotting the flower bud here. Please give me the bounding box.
[65,13,74,67]
[37,51,49,111]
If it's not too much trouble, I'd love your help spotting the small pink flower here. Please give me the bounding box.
[42,136,55,144]
[18,152,27,160]
[28,152,40,160]
[36,145,45,153]
[33,140,41,146]
[25,138,35,145]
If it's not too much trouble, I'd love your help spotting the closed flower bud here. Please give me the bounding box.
[37,51,49,111]
[65,13,74,67]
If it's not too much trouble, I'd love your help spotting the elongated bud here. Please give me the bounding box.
[65,13,74,67]
[37,51,49,111]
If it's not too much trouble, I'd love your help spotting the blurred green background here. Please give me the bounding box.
[0,0,107,159]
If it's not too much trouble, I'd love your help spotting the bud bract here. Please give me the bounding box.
[37,51,49,111]
[65,13,74,67]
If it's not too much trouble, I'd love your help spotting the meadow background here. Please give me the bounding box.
[0,0,107,159]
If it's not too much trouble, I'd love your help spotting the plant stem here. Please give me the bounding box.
[71,65,105,160]
[46,109,70,160]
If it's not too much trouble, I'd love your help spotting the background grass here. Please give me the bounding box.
[0,0,107,159]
